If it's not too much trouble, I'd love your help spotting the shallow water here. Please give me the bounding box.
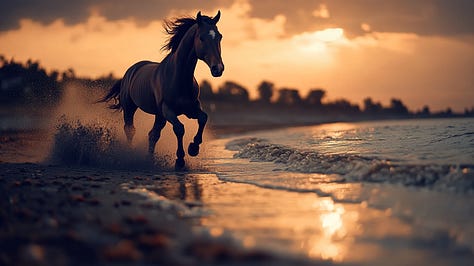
[201,137,474,265]
[226,118,474,194]
[198,118,473,265]
[250,118,474,165]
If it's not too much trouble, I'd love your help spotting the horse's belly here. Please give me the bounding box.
[130,86,160,114]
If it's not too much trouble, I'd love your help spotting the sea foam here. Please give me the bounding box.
[226,138,474,193]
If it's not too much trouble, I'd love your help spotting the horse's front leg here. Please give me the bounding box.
[148,115,166,155]
[162,104,186,170]
[188,109,208,157]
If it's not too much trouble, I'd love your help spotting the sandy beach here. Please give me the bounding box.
[0,161,323,265]
[0,127,327,266]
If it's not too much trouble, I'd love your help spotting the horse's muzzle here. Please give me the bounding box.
[211,63,224,77]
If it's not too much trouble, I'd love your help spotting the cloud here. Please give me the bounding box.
[0,0,233,31]
[1,0,473,37]
[312,4,330,19]
[246,0,474,37]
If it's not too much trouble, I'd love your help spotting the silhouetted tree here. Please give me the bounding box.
[386,98,409,115]
[216,81,249,102]
[363,97,383,114]
[62,68,76,81]
[257,80,274,103]
[326,99,360,114]
[276,88,302,106]
[418,105,431,117]
[0,60,25,100]
[464,107,474,116]
[0,56,62,105]
[445,107,453,116]
[305,88,326,106]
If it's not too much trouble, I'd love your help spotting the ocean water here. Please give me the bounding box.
[244,118,474,166]
[225,118,474,193]
[201,117,474,265]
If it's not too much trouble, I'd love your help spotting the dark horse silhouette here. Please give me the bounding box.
[99,11,224,170]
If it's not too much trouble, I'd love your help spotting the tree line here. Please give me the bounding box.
[1,55,472,118]
[0,56,115,106]
[199,79,471,118]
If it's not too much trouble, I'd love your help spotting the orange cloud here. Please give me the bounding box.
[312,4,330,19]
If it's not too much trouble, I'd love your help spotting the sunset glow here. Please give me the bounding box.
[314,28,345,43]
[1,0,473,111]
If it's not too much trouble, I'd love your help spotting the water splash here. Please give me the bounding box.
[47,117,174,170]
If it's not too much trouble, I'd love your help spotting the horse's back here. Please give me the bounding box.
[122,61,162,114]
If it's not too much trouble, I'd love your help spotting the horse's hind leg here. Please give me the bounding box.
[123,104,138,145]
[188,109,208,157]
[148,115,166,154]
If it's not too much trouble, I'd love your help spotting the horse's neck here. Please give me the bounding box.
[170,25,198,82]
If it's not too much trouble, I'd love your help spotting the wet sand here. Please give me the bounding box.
[0,161,320,266]
[0,130,320,266]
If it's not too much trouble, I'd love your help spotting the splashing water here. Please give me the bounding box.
[48,117,174,170]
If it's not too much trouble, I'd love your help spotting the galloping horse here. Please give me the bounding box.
[99,11,224,169]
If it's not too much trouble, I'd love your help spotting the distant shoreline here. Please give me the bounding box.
[1,109,473,137]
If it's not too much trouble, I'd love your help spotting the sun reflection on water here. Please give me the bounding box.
[307,197,359,262]
[117,165,408,264]
[320,200,344,236]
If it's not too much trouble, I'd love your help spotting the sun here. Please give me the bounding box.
[292,27,346,54]
[314,28,345,42]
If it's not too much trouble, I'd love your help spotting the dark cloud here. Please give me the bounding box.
[1,0,473,37]
[248,0,474,37]
[0,1,92,30]
[0,0,231,31]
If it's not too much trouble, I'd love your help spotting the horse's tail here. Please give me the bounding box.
[97,80,122,110]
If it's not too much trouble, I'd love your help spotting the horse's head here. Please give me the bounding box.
[195,11,224,77]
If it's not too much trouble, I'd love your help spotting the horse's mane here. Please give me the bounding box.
[162,17,196,53]
[162,15,215,53]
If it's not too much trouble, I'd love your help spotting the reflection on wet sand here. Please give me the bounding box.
[308,198,352,261]
[150,174,203,202]
[122,171,418,264]
[121,174,207,219]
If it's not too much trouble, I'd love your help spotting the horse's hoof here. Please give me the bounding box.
[188,142,200,157]
[175,158,186,171]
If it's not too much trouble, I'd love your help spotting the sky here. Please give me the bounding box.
[1,0,473,111]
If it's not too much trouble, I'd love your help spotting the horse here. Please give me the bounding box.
[98,11,224,170]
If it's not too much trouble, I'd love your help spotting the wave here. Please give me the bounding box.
[430,131,474,144]
[226,138,474,193]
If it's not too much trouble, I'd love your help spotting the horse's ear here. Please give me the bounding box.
[196,11,202,24]
[212,10,221,24]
